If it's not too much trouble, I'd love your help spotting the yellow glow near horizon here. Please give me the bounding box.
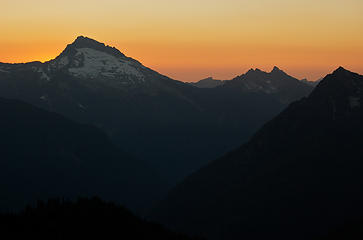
[1,0,363,81]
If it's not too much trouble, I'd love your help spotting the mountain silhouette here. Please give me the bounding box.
[189,77,225,88]
[0,97,163,213]
[151,67,363,240]
[0,36,313,197]
[223,66,313,103]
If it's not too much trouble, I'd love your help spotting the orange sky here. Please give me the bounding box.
[1,0,363,81]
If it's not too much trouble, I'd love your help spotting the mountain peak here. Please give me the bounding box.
[309,68,363,107]
[71,36,104,47]
[51,36,145,80]
[272,66,281,72]
[191,77,225,88]
[59,36,126,59]
[270,66,287,76]
[247,68,255,74]
[332,66,352,75]
[245,66,287,75]
[324,67,359,82]
[246,68,263,74]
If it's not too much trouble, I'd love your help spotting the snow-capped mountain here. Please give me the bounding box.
[0,36,312,195]
[50,36,146,84]
[0,36,169,89]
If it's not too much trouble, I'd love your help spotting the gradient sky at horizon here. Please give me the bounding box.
[1,0,363,81]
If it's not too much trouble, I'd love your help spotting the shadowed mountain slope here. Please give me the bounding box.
[0,97,163,213]
[152,67,363,240]
[0,36,313,189]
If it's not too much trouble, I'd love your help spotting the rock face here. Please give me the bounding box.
[151,67,363,240]
[0,36,313,191]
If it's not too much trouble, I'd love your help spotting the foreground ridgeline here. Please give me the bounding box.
[0,197,202,240]
[0,97,163,213]
[151,67,363,239]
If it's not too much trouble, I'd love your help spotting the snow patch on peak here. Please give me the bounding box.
[68,48,144,80]
[58,56,69,68]
[78,103,86,109]
[40,95,47,101]
[33,68,51,81]
[40,71,50,81]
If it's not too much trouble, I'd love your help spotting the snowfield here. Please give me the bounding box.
[68,48,144,80]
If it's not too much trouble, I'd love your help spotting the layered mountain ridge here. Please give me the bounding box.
[191,66,315,104]
[189,77,225,88]
[151,67,363,240]
[0,97,163,213]
[222,66,313,103]
[0,37,314,205]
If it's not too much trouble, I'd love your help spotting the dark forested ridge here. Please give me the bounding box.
[0,97,164,213]
[0,36,313,188]
[0,197,202,240]
[151,67,363,240]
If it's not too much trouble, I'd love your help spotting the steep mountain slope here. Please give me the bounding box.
[152,67,363,240]
[0,198,202,240]
[189,77,225,88]
[0,36,313,186]
[0,97,163,212]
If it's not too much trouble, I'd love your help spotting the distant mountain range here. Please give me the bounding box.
[222,66,314,103]
[0,36,314,210]
[189,77,225,88]
[191,68,319,94]
[151,67,363,240]
[0,97,163,213]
